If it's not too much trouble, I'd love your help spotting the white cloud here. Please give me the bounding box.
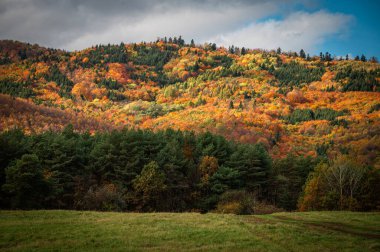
[212,11,353,52]
[0,1,352,52]
[63,1,280,50]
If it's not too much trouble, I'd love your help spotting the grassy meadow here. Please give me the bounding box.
[0,210,379,251]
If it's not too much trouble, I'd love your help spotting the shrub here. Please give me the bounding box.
[216,190,255,215]
[81,184,126,211]
[253,201,284,215]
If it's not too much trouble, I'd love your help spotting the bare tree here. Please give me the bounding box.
[323,156,365,210]
[347,164,366,209]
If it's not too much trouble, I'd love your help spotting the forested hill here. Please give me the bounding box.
[0,38,379,163]
[1,38,380,213]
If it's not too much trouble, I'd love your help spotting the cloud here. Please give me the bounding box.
[0,0,352,52]
[63,1,281,50]
[213,10,353,52]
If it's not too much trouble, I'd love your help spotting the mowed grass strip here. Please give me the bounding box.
[0,210,379,252]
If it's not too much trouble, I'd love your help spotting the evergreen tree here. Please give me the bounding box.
[190,39,195,47]
[229,45,235,54]
[227,144,271,194]
[325,52,332,61]
[178,35,185,46]
[299,49,306,59]
[3,154,50,209]
[270,155,317,210]
[210,166,241,194]
[320,52,324,61]
[157,137,189,210]
[369,56,378,63]
[229,100,234,109]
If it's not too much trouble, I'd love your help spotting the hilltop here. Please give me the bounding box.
[0,38,379,163]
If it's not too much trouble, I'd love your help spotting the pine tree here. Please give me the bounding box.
[190,39,195,47]
[299,49,306,59]
[3,154,50,209]
[320,52,324,61]
[157,138,188,210]
[229,100,234,109]
[178,35,185,46]
[211,43,217,51]
[229,45,235,54]
[325,52,331,61]
[227,144,271,193]
[209,166,240,194]
[369,56,378,63]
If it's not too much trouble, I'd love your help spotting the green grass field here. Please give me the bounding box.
[1,210,379,251]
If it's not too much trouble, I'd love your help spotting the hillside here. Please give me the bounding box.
[0,39,379,162]
[1,39,380,213]
[1,210,379,251]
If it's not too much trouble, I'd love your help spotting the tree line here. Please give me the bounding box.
[1,127,378,213]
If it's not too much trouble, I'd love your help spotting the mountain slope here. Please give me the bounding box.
[0,39,379,164]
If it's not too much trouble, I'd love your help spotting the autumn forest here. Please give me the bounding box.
[0,38,379,213]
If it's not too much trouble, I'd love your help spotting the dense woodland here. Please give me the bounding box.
[0,38,379,212]
[1,127,379,213]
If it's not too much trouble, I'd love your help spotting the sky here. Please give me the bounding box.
[0,0,379,58]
